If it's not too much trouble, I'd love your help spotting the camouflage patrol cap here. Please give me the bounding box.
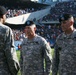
[59,13,73,23]
[24,20,35,26]
[0,6,7,15]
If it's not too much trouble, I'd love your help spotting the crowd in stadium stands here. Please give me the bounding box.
[12,24,62,47]
[3,1,76,21]
[41,1,76,21]
[6,7,42,18]
[5,1,75,47]
[5,1,76,48]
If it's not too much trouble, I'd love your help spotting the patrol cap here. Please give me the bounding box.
[59,13,73,23]
[0,6,7,15]
[24,20,35,26]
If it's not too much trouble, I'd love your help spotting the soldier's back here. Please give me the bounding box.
[0,24,12,75]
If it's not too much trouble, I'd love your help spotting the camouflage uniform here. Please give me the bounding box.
[52,29,76,75]
[0,23,20,75]
[20,34,52,75]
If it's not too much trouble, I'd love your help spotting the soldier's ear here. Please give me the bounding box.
[70,21,74,25]
[34,27,36,31]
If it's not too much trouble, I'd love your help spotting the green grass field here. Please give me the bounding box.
[17,50,20,60]
[16,49,54,75]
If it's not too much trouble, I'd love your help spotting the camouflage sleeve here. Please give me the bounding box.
[52,43,60,75]
[43,41,52,75]
[20,45,23,75]
[4,28,20,75]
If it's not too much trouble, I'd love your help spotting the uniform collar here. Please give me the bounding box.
[63,29,76,38]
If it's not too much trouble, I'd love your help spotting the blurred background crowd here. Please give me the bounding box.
[0,0,76,49]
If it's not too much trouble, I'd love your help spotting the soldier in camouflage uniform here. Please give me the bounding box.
[20,20,52,75]
[52,14,76,75]
[0,6,20,75]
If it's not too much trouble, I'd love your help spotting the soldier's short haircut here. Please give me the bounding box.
[0,6,7,16]
[59,13,74,23]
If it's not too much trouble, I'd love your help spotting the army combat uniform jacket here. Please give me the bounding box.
[52,29,76,75]
[20,34,52,75]
[0,23,20,75]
